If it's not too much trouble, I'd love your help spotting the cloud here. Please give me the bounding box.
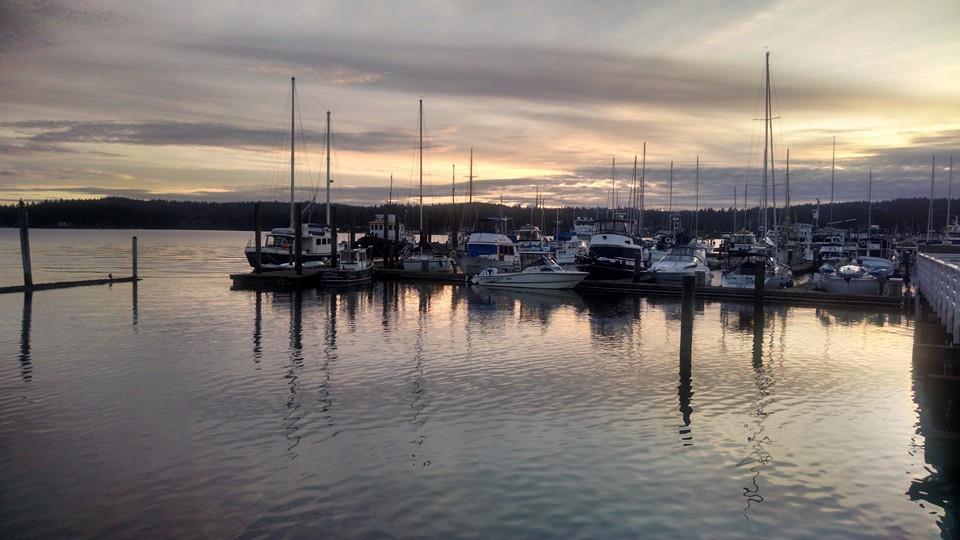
[1,120,415,152]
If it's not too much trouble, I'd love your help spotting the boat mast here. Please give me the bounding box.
[451,164,455,204]
[631,155,638,233]
[928,156,936,242]
[388,173,393,205]
[639,142,646,237]
[733,186,738,232]
[762,51,770,237]
[867,168,873,231]
[610,156,616,217]
[468,148,474,204]
[767,53,777,233]
[289,76,296,228]
[325,111,331,225]
[668,160,674,242]
[784,148,791,230]
[694,155,700,238]
[419,98,423,236]
[948,156,954,228]
[829,137,836,226]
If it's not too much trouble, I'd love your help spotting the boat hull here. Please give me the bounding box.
[651,271,708,286]
[245,247,327,268]
[459,256,516,276]
[402,257,454,273]
[818,275,881,295]
[313,267,374,285]
[475,272,588,290]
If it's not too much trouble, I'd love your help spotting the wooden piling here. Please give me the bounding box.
[294,202,303,276]
[632,253,644,283]
[18,201,32,290]
[254,202,262,274]
[131,236,138,280]
[679,275,695,367]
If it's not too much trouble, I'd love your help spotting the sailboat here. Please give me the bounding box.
[402,99,455,272]
[721,52,793,289]
[245,77,337,269]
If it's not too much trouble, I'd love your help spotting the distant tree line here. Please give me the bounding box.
[0,196,953,236]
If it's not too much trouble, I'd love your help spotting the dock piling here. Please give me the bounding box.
[18,201,32,290]
[632,253,643,283]
[679,275,695,364]
[392,214,400,267]
[754,257,765,304]
[254,202,262,274]
[132,236,138,280]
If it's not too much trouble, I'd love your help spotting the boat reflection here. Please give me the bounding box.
[284,290,305,458]
[740,302,775,518]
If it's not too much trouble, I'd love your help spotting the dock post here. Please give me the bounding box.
[679,275,695,375]
[330,208,338,269]
[632,253,643,283]
[253,202,262,274]
[294,202,303,276]
[131,236,138,280]
[754,257,765,304]
[17,201,33,290]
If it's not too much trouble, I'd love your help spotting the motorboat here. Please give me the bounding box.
[648,245,709,285]
[314,248,374,285]
[721,251,793,289]
[573,216,595,242]
[513,224,550,254]
[471,255,588,290]
[402,250,455,272]
[578,218,646,280]
[245,223,338,267]
[550,232,587,265]
[817,263,882,295]
[458,217,520,275]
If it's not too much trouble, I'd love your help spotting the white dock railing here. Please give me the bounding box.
[916,252,960,344]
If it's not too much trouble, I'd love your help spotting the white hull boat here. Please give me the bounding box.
[817,264,881,295]
[471,257,588,290]
[402,253,455,272]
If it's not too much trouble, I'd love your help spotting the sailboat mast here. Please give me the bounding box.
[762,51,770,236]
[829,137,836,226]
[767,55,777,232]
[325,111,331,225]
[668,160,674,240]
[928,156,936,242]
[468,148,474,204]
[867,168,873,231]
[639,142,646,237]
[610,156,616,216]
[948,156,954,227]
[419,99,423,235]
[733,186,738,232]
[451,164,455,205]
[631,155,638,233]
[694,155,700,238]
[289,76,296,227]
[388,173,393,205]
[785,148,791,228]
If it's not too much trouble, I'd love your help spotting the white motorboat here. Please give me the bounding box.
[649,246,709,285]
[471,256,588,290]
[579,218,646,280]
[458,217,520,275]
[315,248,374,285]
[573,216,595,242]
[817,264,881,295]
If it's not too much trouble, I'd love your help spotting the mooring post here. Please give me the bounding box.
[632,253,643,283]
[680,275,695,368]
[17,201,32,290]
[754,256,765,304]
[294,202,303,276]
[131,236,138,280]
[253,202,262,274]
[330,208,339,269]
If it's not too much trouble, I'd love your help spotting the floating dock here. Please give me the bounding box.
[372,267,906,309]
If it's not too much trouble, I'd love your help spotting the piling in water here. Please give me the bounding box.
[680,275,695,365]
[754,257,765,303]
[18,201,32,290]
[132,236,138,280]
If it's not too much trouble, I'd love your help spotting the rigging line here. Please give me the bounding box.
[264,87,292,203]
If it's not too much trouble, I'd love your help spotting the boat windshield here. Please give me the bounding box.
[265,235,293,249]
[472,218,509,234]
[592,220,630,235]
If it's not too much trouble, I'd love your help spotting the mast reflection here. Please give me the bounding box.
[284,290,304,458]
[741,302,774,517]
[131,281,139,328]
[252,290,262,366]
[410,288,430,467]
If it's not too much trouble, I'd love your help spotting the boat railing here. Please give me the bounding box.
[916,252,960,344]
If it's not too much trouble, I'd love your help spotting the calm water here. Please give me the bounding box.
[0,229,957,538]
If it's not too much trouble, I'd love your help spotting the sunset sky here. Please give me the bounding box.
[1,0,958,209]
